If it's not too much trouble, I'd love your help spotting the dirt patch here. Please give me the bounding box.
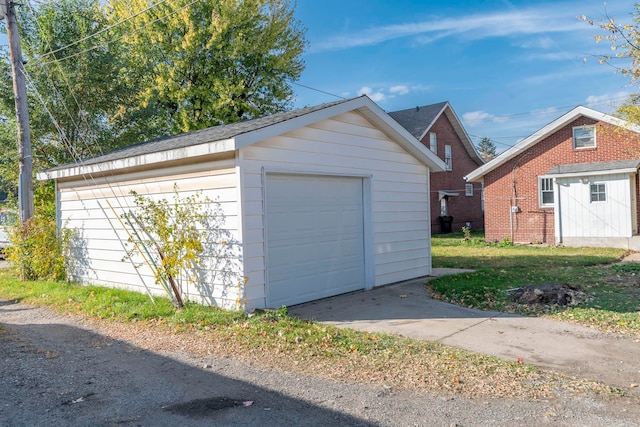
[508,283,589,306]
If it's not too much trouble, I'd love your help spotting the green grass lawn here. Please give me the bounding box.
[430,230,640,334]
[0,233,638,399]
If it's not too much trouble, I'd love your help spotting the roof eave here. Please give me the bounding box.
[547,167,638,179]
[416,102,448,142]
[465,106,640,182]
[36,138,237,181]
[442,105,485,166]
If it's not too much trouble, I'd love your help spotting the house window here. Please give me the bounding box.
[590,183,606,202]
[429,132,437,153]
[573,125,596,149]
[444,145,452,170]
[465,183,473,196]
[539,177,554,207]
[440,197,448,216]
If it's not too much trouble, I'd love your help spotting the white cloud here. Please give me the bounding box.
[585,91,631,109]
[311,6,587,53]
[389,85,409,95]
[357,86,386,102]
[462,111,498,126]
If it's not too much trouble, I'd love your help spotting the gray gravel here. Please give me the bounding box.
[2,300,640,426]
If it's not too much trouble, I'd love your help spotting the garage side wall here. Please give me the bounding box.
[240,111,431,309]
[57,160,244,309]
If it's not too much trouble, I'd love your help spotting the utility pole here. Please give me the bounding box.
[2,1,33,222]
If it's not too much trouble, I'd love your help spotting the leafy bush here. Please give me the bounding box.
[5,213,71,281]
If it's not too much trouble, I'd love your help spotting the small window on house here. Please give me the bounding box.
[444,145,452,171]
[465,183,473,196]
[539,177,554,207]
[440,197,448,216]
[429,132,437,153]
[590,183,606,202]
[573,125,596,149]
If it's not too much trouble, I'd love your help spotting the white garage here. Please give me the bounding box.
[39,96,445,311]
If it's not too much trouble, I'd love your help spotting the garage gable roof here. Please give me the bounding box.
[545,159,640,178]
[389,102,484,166]
[39,96,445,180]
[465,106,640,182]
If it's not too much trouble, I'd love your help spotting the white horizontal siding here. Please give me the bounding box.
[239,110,431,307]
[59,163,244,309]
[558,173,633,239]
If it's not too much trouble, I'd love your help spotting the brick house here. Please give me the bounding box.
[465,106,640,250]
[389,102,485,234]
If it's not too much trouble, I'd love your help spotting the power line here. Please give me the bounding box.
[288,80,345,101]
[37,0,202,67]
[39,0,173,60]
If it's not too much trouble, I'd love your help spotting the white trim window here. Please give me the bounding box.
[539,177,554,207]
[444,145,452,171]
[440,197,448,216]
[590,183,606,202]
[573,125,596,149]
[465,183,473,196]
[429,132,437,153]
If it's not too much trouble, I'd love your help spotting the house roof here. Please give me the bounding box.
[465,106,640,182]
[546,159,640,178]
[388,102,484,166]
[38,96,446,181]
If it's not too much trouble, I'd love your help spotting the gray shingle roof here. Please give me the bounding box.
[388,102,448,139]
[47,97,354,172]
[546,159,640,175]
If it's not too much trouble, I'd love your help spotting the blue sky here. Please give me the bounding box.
[292,0,635,152]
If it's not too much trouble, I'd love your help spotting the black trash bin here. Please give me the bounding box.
[438,215,454,233]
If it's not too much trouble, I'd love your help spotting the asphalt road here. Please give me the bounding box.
[2,300,640,426]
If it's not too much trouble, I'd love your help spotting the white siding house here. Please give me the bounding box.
[38,96,445,310]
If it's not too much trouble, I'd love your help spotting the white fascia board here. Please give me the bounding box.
[416,102,447,142]
[443,105,484,165]
[357,98,446,172]
[37,138,237,181]
[547,167,638,179]
[465,106,640,182]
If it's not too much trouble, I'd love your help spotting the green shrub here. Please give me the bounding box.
[5,213,71,281]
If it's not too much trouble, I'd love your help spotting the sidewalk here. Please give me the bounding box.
[289,272,640,396]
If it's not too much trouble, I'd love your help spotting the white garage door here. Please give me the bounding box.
[265,174,365,307]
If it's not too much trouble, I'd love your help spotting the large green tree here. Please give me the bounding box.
[0,0,307,197]
[0,0,153,171]
[107,0,307,133]
[584,5,640,123]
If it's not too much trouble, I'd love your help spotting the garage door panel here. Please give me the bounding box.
[266,174,366,307]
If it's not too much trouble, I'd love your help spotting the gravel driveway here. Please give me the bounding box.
[3,300,640,426]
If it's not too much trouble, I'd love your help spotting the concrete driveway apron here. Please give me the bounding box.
[289,269,640,396]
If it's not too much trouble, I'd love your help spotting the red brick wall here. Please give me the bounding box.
[423,114,484,233]
[484,117,640,243]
